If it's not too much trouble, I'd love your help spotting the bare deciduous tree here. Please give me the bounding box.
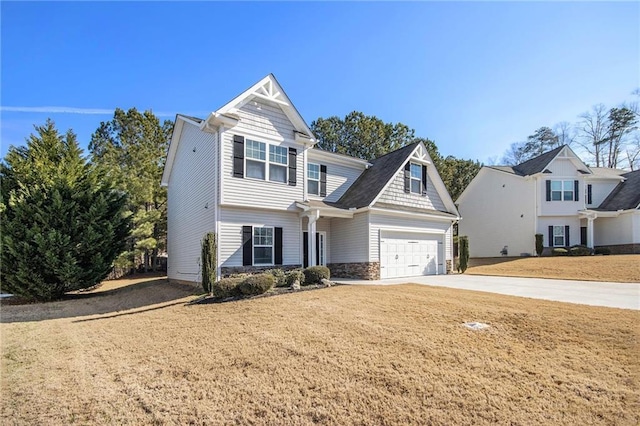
[577,104,608,167]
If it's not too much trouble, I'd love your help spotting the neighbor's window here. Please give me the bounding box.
[246,140,266,180]
[410,163,422,194]
[307,163,320,195]
[269,145,288,183]
[551,180,574,201]
[253,227,273,265]
[553,225,565,247]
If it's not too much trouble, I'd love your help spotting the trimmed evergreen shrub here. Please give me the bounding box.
[201,232,217,293]
[267,269,287,287]
[594,247,611,255]
[285,270,305,287]
[239,273,274,296]
[303,266,330,284]
[569,245,592,256]
[212,277,242,299]
[552,248,568,256]
[457,236,469,273]
[535,234,544,256]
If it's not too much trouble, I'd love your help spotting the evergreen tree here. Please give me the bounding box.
[89,108,173,272]
[1,120,130,301]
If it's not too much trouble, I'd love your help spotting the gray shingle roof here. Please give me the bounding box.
[511,145,564,176]
[177,114,203,123]
[597,170,640,211]
[336,142,419,209]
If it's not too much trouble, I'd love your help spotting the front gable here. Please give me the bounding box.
[544,145,590,177]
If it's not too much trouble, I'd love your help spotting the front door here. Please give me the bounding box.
[580,227,587,246]
[303,232,326,267]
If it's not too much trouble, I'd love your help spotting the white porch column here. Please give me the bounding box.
[587,217,595,249]
[307,210,319,267]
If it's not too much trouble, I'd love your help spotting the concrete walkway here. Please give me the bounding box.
[334,274,640,310]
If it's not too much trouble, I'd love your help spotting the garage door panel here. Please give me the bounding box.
[380,231,440,279]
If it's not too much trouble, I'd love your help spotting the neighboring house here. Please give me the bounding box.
[161,74,460,284]
[457,145,640,257]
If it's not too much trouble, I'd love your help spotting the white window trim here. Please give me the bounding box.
[252,225,274,266]
[244,139,288,184]
[268,145,288,184]
[550,179,574,202]
[552,225,565,247]
[307,162,320,196]
[410,162,422,194]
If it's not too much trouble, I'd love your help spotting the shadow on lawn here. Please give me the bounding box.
[0,276,199,324]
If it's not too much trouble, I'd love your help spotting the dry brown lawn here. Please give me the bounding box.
[467,254,640,283]
[1,275,639,425]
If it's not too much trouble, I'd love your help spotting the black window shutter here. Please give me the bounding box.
[421,165,428,196]
[587,184,592,204]
[242,226,252,266]
[303,232,309,268]
[320,165,327,197]
[274,227,283,265]
[545,180,551,201]
[404,162,411,193]
[574,180,579,201]
[233,135,245,178]
[315,232,320,265]
[288,148,297,186]
[548,226,553,247]
[565,226,570,247]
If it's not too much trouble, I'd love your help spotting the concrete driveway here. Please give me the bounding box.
[334,274,640,310]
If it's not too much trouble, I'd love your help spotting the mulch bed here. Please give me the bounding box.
[191,282,338,305]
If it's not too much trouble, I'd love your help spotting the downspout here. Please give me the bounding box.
[215,126,224,281]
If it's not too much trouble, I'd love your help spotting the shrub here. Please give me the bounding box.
[285,270,305,287]
[569,245,592,256]
[239,273,274,296]
[535,234,544,256]
[201,232,217,293]
[303,266,330,284]
[267,269,287,287]
[212,277,242,299]
[552,248,568,256]
[458,236,469,273]
[595,247,611,255]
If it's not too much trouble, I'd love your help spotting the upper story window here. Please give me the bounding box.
[307,163,320,195]
[547,179,578,202]
[246,140,266,180]
[245,139,288,183]
[410,163,422,194]
[269,145,288,183]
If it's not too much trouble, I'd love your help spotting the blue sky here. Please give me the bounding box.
[1,2,638,163]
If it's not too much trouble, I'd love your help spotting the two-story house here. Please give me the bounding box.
[161,74,460,284]
[456,145,640,257]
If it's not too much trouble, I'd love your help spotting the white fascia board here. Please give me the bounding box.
[160,117,186,187]
[201,112,239,132]
[369,206,459,222]
[307,148,371,169]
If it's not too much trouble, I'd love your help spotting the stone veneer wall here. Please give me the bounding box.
[595,244,640,255]
[328,262,380,280]
[220,264,302,277]
[446,259,452,274]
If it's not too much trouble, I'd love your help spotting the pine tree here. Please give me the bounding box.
[1,120,130,301]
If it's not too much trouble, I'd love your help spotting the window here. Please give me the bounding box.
[246,140,266,180]
[269,145,288,183]
[550,180,574,201]
[553,226,565,247]
[253,227,273,265]
[410,163,422,194]
[307,163,320,195]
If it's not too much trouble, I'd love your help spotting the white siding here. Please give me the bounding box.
[457,168,536,257]
[369,213,452,274]
[537,217,582,247]
[377,170,447,211]
[166,123,217,282]
[539,176,585,217]
[219,207,301,267]
[301,217,332,263]
[588,180,620,208]
[235,98,295,138]
[330,213,369,263]
[220,131,305,210]
[594,212,639,246]
[306,155,364,202]
[546,158,583,176]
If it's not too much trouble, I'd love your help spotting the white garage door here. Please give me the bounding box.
[380,231,439,279]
